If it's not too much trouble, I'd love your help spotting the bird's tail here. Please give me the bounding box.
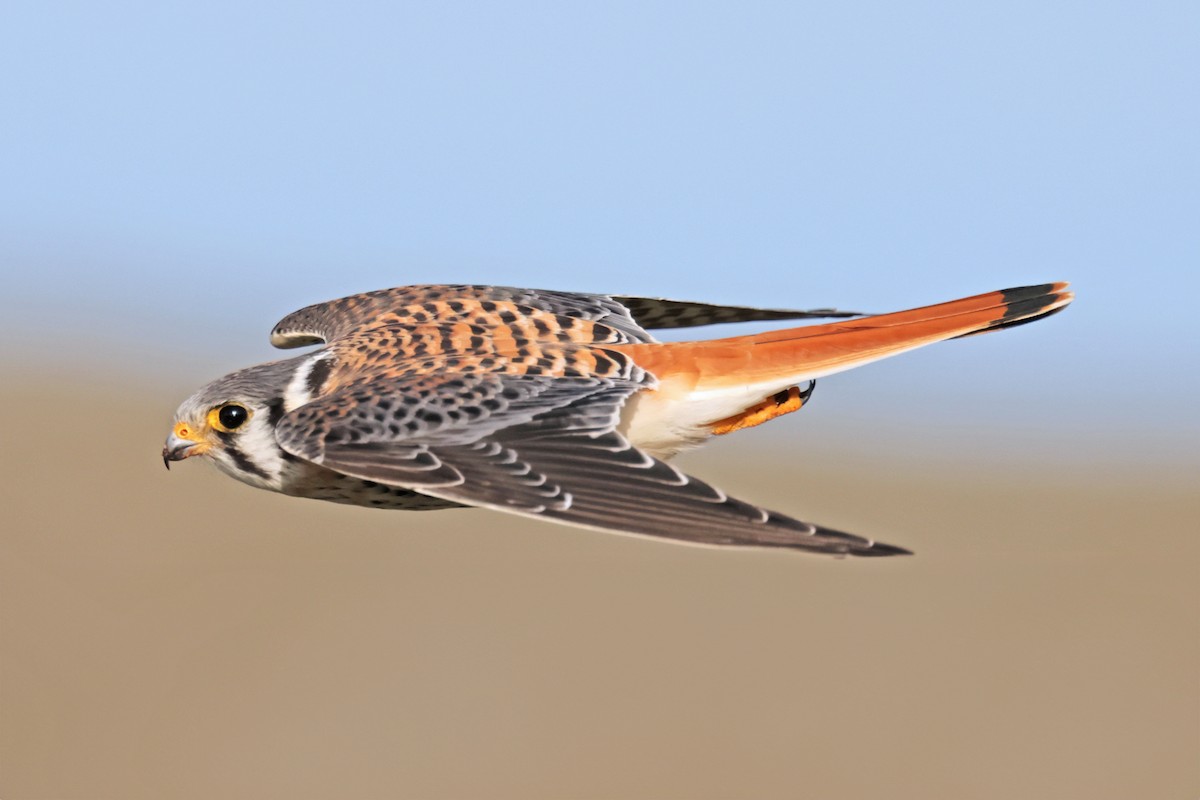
[610,283,1072,429]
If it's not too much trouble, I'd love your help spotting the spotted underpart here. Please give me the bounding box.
[295,473,462,510]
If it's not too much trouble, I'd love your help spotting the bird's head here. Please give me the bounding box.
[163,359,301,490]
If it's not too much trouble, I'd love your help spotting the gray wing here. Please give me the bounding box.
[270,284,864,349]
[274,371,909,556]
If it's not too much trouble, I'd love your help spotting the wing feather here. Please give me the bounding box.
[612,296,863,329]
[269,284,864,349]
[275,370,909,556]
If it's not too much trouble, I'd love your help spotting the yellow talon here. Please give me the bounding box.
[711,384,810,435]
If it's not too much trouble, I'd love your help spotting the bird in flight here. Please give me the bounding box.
[164,282,1072,557]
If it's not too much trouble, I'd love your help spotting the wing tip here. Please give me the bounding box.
[809,524,913,558]
[850,541,914,557]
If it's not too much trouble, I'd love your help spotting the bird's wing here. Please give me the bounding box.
[274,367,908,557]
[611,296,863,329]
[269,285,863,349]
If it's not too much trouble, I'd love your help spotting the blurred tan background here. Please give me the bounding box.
[3,364,1196,799]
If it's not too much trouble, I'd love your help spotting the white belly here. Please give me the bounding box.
[617,377,790,460]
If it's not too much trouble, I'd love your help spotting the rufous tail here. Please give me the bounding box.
[611,283,1073,393]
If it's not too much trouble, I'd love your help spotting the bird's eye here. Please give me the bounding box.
[210,403,250,432]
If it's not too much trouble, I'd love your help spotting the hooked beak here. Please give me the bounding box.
[162,431,203,469]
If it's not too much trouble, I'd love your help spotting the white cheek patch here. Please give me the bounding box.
[235,416,287,490]
[206,417,287,492]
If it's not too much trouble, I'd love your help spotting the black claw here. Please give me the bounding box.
[798,380,816,404]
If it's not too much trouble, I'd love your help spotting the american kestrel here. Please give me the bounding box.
[164,282,1072,556]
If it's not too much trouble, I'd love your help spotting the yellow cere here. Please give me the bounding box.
[170,419,212,457]
[173,420,199,441]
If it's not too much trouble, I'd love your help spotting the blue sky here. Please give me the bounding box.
[2,1,1197,458]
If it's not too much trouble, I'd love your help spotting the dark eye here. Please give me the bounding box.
[217,404,249,430]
